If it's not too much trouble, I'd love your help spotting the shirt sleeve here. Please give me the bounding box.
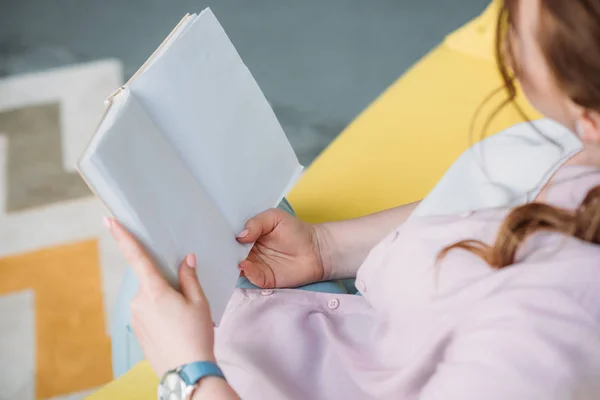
[420,295,600,400]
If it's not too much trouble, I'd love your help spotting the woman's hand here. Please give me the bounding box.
[236,208,330,289]
[105,217,215,377]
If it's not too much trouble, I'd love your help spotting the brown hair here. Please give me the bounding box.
[439,0,600,269]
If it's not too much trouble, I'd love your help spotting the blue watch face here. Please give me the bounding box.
[158,371,189,400]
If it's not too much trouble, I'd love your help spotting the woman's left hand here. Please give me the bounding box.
[105,217,216,377]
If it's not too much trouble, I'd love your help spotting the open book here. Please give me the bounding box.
[78,9,303,321]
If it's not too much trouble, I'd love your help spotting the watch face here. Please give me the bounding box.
[158,370,190,400]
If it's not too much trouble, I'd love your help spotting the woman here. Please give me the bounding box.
[106,0,600,398]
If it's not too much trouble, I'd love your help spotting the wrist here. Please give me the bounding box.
[314,223,334,281]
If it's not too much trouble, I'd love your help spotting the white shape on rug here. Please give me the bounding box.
[0,196,129,335]
[0,59,122,173]
[0,290,36,400]
[0,135,6,214]
[0,60,127,335]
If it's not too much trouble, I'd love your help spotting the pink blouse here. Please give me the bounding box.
[214,166,600,400]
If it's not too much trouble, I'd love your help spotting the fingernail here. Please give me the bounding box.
[237,229,249,239]
[186,253,197,268]
[103,217,113,229]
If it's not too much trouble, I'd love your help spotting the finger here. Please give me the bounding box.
[237,208,284,243]
[178,254,208,304]
[239,259,273,288]
[105,217,168,291]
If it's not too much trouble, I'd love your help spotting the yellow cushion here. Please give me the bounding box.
[288,4,540,223]
[444,0,501,61]
[86,2,542,398]
[87,362,158,399]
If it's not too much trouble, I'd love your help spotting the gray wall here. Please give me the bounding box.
[0,0,489,163]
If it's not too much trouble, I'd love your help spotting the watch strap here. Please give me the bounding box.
[180,361,226,386]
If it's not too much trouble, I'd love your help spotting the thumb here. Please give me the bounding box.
[239,259,274,289]
[178,254,207,304]
[237,208,284,244]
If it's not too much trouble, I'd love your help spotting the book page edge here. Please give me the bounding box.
[125,13,193,87]
[76,13,193,177]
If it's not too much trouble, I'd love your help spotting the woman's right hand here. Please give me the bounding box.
[236,208,330,289]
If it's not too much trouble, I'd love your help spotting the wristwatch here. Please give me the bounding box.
[158,361,226,400]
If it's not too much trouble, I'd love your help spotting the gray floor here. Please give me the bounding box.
[0,0,488,164]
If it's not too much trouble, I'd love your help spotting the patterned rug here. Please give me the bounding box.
[0,60,128,399]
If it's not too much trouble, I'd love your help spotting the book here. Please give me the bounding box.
[78,8,303,321]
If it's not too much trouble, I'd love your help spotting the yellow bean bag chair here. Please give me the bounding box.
[87,1,541,398]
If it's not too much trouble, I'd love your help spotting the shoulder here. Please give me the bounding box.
[437,249,600,399]
[523,235,600,313]
[473,235,600,324]
[451,235,600,350]
[429,292,600,400]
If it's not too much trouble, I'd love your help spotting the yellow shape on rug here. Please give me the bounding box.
[0,239,112,398]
